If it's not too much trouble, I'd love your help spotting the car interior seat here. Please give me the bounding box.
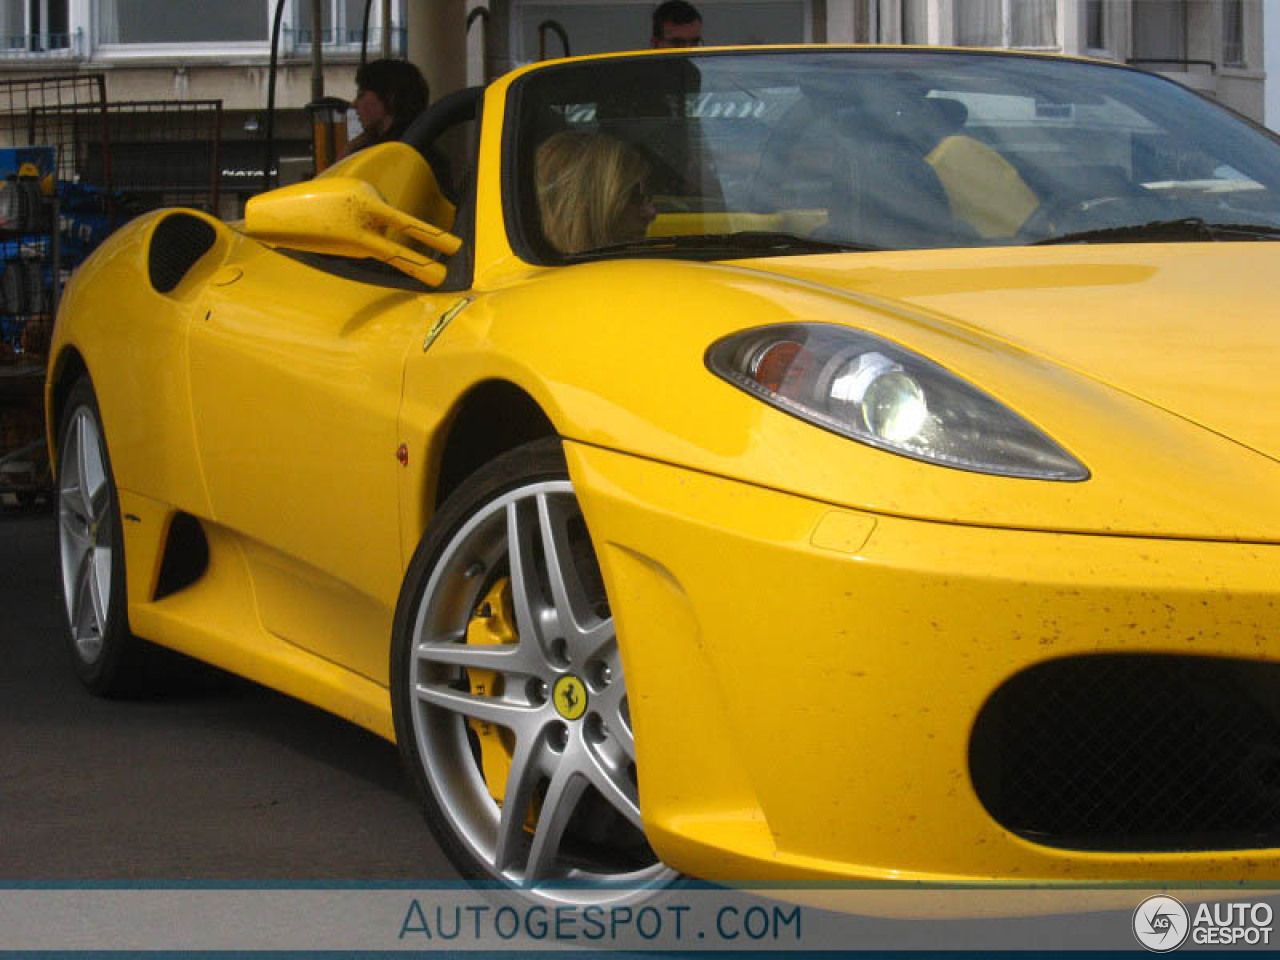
[921,97,1039,238]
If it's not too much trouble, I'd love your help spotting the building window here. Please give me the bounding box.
[955,0,1056,48]
[293,0,369,47]
[853,0,876,41]
[955,0,999,45]
[513,2,808,58]
[901,0,929,42]
[1132,0,1186,63]
[1223,0,1244,67]
[91,0,400,52]
[1010,0,1055,45]
[1085,0,1103,48]
[96,0,268,43]
[2,0,69,50]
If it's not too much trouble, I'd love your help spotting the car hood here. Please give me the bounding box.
[742,242,1280,464]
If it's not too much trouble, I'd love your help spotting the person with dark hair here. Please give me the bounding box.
[339,58,430,159]
[651,0,702,47]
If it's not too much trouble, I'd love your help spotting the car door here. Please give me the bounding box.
[186,243,454,685]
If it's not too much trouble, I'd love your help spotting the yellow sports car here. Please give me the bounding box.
[46,46,1280,902]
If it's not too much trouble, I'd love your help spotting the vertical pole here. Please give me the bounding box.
[311,0,325,102]
[50,193,60,313]
[310,0,332,176]
[381,0,391,56]
[361,0,372,64]
[95,75,112,205]
[265,0,287,192]
[210,101,221,214]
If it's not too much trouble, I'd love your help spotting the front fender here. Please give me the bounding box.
[409,257,1280,542]
[48,209,236,515]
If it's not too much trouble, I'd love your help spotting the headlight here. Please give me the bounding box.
[706,324,1088,480]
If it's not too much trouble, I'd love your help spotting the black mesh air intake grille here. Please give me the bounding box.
[970,655,1280,852]
[148,213,216,293]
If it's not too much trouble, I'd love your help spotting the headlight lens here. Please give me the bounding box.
[707,324,1088,480]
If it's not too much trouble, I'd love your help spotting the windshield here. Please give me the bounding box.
[507,50,1280,261]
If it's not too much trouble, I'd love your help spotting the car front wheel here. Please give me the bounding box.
[391,438,676,903]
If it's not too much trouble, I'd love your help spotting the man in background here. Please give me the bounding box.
[651,0,703,47]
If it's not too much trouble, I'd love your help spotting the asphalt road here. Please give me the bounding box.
[0,502,459,881]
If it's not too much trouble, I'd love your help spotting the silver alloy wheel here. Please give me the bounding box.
[408,479,675,903]
[58,405,114,665]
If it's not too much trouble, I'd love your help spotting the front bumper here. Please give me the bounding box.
[566,440,1280,884]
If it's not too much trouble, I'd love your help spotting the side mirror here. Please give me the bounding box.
[244,177,462,287]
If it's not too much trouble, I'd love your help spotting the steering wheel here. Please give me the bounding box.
[1014,197,1108,242]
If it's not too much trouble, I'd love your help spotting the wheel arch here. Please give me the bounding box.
[47,345,90,472]
[432,379,557,509]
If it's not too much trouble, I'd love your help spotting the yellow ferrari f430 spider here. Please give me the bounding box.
[46,46,1280,901]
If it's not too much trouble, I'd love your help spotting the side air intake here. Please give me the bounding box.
[148,214,216,293]
[153,512,210,600]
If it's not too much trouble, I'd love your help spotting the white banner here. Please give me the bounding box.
[0,886,1277,952]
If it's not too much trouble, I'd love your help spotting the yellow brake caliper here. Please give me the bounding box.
[466,578,536,827]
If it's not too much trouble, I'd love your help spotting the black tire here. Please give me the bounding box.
[391,437,676,903]
[56,376,150,697]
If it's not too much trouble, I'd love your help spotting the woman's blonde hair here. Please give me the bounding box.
[535,131,650,255]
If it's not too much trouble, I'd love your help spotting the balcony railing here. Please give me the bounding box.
[1126,57,1218,74]
[0,28,83,61]
[286,25,406,57]
[0,23,406,62]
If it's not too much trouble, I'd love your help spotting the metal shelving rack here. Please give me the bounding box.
[0,74,105,506]
[0,79,223,504]
[38,98,222,213]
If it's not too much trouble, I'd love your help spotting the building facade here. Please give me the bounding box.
[0,0,1267,218]
[0,1,412,214]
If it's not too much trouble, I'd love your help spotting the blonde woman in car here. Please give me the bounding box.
[535,131,657,255]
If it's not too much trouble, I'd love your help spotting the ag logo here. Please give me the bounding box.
[1133,895,1190,952]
